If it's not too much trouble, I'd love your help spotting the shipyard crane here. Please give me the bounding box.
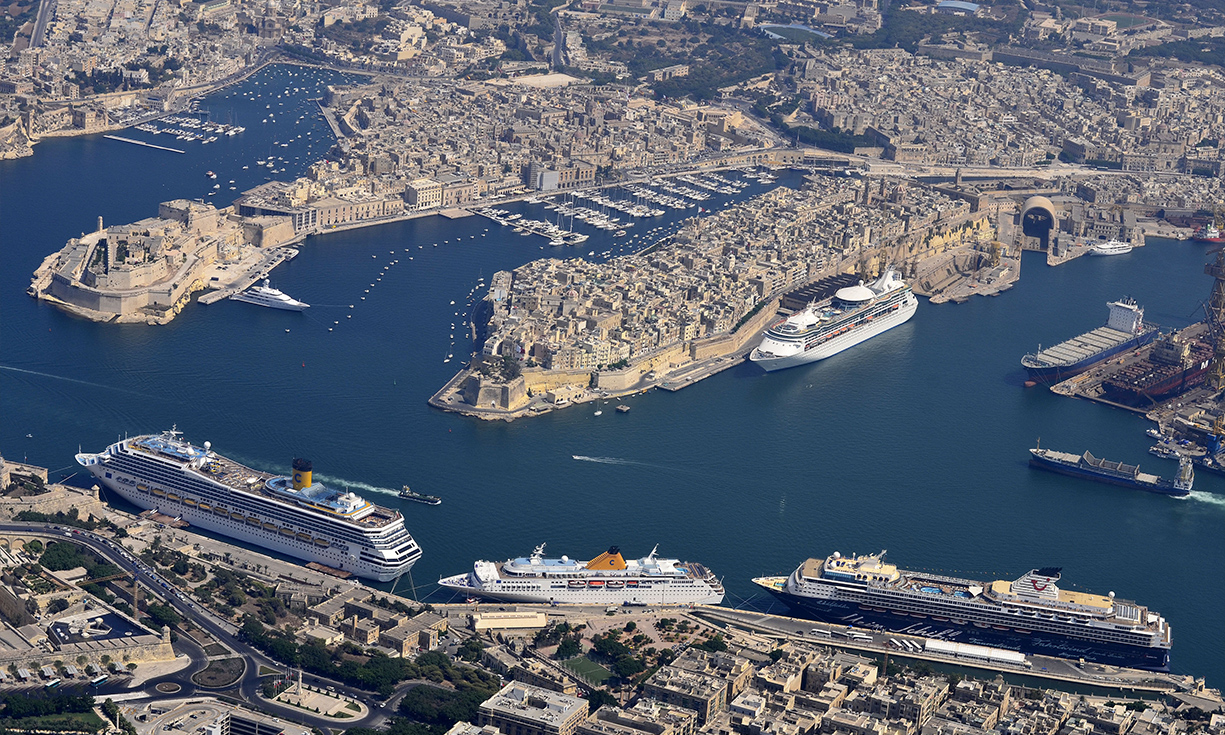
[1203,246,1225,391]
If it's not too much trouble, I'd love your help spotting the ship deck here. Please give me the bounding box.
[1027,327,1135,367]
[129,440,400,529]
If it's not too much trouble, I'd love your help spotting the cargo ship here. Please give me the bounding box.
[1021,298,1157,384]
[1102,333,1212,405]
[77,428,422,581]
[1028,444,1193,497]
[753,551,1172,671]
[438,544,724,605]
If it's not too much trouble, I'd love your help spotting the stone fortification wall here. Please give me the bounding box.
[521,367,591,394]
[690,297,780,362]
[0,485,105,521]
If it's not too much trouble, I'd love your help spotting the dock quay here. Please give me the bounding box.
[690,606,1198,696]
[197,245,301,304]
[1049,322,1211,415]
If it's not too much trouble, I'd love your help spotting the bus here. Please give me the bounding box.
[90,675,109,686]
[45,679,61,689]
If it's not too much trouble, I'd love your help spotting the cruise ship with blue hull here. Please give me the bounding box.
[1022,298,1157,384]
[754,551,1171,672]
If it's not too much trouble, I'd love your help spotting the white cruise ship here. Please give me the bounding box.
[76,429,421,581]
[438,545,724,605]
[749,269,918,372]
[230,280,309,311]
[1090,239,1133,256]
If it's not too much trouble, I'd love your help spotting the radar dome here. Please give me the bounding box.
[561,555,569,562]
[204,441,211,452]
[833,551,841,559]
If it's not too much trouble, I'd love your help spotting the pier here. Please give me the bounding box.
[102,135,186,154]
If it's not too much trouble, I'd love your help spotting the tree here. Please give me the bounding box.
[146,603,181,628]
[612,656,645,678]
[47,598,70,614]
[586,689,618,710]
[554,637,581,659]
[24,540,43,555]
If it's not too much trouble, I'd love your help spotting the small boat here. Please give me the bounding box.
[399,485,441,505]
[616,405,630,413]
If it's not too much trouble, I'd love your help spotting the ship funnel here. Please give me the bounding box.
[292,457,313,490]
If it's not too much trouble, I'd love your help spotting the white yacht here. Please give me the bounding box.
[230,279,309,311]
[1090,239,1133,256]
[749,269,918,371]
[439,544,724,605]
[76,429,422,581]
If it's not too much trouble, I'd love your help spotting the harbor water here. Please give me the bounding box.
[1,65,1221,686]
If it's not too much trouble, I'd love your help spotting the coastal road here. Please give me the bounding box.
[29,0,56,48]
[0,524,403,733]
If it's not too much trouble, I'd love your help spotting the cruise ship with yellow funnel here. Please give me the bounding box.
[753,550,1172,671]
[76,428,422,581]
[438,544,724,605]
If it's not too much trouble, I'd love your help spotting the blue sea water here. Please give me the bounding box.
[1,65,1222,685]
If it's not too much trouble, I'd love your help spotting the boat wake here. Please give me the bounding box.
[572,455,651,466]
[0,364,144,395]
[1188,490,1225,509]
[313,473,398,497]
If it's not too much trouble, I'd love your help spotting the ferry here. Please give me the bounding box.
[754,550,1172,671]
[749,269,917,371]
[439,544,724,605]
[77,428,422,581]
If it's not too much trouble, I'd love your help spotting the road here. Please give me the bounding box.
[29,0,55,48]
[0,523,410,734]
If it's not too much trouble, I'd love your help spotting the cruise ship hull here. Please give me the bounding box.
[439,574,723,606]
[92,476,416,582]
[1022,331,1156,384]
[78,439,420,582]
[750,294,917,372]
[765,590,1170,671]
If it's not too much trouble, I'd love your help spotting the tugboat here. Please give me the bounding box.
[399,486,441,505]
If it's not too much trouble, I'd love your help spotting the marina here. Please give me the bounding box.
[3,65,1222,687]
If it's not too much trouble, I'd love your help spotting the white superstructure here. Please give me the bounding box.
[230,279,309,310]
[76,429,421,581]
[1090,239,1133,256]
[439,544,724,605]
[749,269,918,372]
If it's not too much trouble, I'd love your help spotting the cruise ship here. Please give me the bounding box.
[76,429,421,581]
[438,544,725,605]
[749,269,917,371]
[230,280,309,311]
[754,551,1171,671]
